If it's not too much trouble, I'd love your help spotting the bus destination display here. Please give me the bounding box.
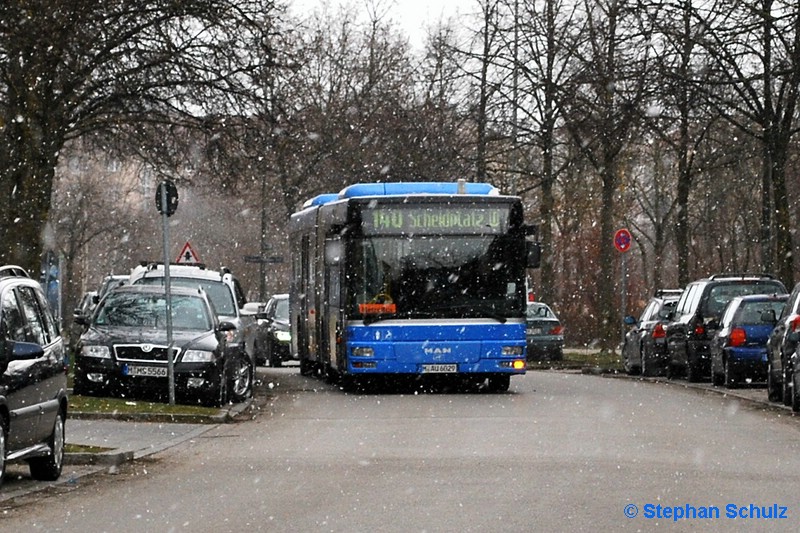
[363,205,510,235]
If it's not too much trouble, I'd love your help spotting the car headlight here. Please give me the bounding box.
[81,345,110,359]
[182,350,215,362]
[275,331,291,342]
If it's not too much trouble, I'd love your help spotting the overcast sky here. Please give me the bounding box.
[289,0,467,46]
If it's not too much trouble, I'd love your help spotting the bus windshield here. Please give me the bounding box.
[347,234,525,321]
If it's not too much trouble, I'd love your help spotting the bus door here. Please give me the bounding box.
[322,237,344,372]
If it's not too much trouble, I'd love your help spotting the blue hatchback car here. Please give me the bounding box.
[710,293,788,388]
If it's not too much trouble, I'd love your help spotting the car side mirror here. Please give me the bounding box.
[74,314,90,326]
[218,321,237,332]
[787,330,800,343]
[623,315,636,326]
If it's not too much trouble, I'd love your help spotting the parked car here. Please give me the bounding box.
[622,289,683,376]
[665,274,787,382]
[709,293,787,388]
[525,302,564,361]
[261,293,293,367]
[0,265,68,487]
[73,284,241,406]
[69,289,98,356]
[128,262,256,400]
[97,274,128,302]
[766,282,800,404]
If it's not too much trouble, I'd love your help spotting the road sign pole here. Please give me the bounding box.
[160,184,176,405]
[621,252,627,349]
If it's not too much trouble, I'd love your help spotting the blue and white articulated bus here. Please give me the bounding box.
[288,181,541,392]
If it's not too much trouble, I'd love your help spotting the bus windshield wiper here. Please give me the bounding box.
[362,310,435,325]
[428,303,507,323]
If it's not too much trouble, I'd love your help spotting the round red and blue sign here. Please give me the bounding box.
[614,228,632,253]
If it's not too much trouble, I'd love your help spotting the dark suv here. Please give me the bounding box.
[665,274,787,382]
[128,262,257,401]
[767,281,800,404]
[0,265,68,487]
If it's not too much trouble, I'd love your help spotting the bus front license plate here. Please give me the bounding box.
[422,364,457,373]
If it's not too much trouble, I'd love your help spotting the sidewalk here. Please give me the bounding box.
[0,399,254,504]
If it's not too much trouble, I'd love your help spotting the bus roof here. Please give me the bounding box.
[302,181,500,209]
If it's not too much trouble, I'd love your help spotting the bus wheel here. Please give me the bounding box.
[324,363,338,384]
[486,374,510,392]
[300,358,314,376]
[340,374,359,393]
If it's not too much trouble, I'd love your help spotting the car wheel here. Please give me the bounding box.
[711,361,724,386]
[724,358,737,388]
[767,360,781,402]
[793,373,800,413]
[269,351,283,368]
[203,366,229,407]
[686,358,701,382]
[486,374,510,393]
[300,357,315,376]
[0,419,7,488]
[782,363,793,406]
[29,410,65,481]
[229,354,253,403]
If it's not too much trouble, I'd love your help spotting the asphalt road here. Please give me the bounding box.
[2,368,800,532]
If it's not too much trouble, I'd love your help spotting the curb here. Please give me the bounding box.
[63,397,255,466]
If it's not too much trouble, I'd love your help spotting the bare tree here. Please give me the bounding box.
[694,0,800,286]
[557,0,656,349]
[0,0,279,272]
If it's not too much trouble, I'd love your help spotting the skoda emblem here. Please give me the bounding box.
[141,344,153,353]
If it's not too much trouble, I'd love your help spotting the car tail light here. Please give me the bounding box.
[693,323,705,336]
[549,325,563,335]
[652,323,666,339]
[791,316,800,332]
[729,327,746,347]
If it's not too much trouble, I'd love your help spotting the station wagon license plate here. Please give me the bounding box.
[422,364,457,373]
[124,365,168,378]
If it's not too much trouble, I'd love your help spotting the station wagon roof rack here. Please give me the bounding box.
[654,289,683,297]
[138,261,207,270]
[0,265,31,279]
[707,273,776,280]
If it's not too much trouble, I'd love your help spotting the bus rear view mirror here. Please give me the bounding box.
[526,241,541,268]
[325,238,343,265]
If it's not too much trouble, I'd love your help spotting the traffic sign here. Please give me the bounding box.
[176,241,201,264]
[155,180,178,217]
[614,228,632,253]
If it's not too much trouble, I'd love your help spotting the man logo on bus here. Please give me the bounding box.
[424,347,452,355]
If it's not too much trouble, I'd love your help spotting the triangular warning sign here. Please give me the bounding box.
[176,242,201,264]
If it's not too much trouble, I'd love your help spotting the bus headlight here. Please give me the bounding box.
[275,331,291,342]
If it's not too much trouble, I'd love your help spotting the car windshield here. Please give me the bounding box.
[136,277,235,316]
[733,300,786,325]
[704,282,786,319]
[527,304,554,319]
[94,293,212,330]
[274,298,289,321]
